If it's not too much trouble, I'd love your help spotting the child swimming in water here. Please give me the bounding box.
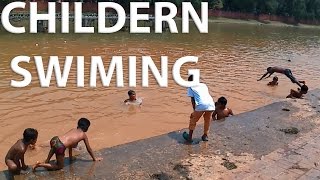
[5,128,38,175]
[268,76,279,86]
[33,118,102,171]
[212,97,233,120]
[287,85,309,99]
[124,90,142,105]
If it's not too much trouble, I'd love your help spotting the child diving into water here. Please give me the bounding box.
[33,118,102,171]
[258,67,305,88]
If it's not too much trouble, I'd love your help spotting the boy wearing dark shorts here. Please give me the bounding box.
[258,67,305,88]
[33,118,102,171]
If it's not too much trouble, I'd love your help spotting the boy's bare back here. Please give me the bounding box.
[58,128,86,148]
[214,108,233,120]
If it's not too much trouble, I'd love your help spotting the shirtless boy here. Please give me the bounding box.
[268,76,279,86]
[212,97,234,120]
[33,118,102,171]
[5,128,38,174]
[287,85,309,99]
[258,67,304,87]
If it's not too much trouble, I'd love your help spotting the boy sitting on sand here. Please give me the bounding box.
[33,118,102,171]
[5,128,38,174]
[212,97,234,120]
[124,90,142,105]
[268,76,279,86]
[287,85,309,99]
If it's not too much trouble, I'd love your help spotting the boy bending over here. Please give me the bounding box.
[33,118,102,171]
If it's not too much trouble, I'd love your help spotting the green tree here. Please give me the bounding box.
[292,0,307,20]
[209,0,224,9]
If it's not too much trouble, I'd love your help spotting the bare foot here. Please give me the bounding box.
[32,161,41,171]
[94,157,103,161]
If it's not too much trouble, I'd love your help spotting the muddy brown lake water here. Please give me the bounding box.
[0,22,319,169]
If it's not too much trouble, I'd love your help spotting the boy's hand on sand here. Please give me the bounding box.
[94,157,103,161]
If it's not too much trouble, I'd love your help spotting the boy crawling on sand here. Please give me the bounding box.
[212,97,233,120]
[33,118,102,171]
[5,128,38,174]
[287,85,309,99]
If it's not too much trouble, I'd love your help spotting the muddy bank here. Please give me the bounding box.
[1,89,320,179]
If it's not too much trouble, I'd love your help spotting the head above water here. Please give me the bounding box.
[23,128,38,145]
[218,97,228,106]
[273,76,278,81]
[301,85,308,94]
[128,90,136,100]
[77,118,91,132]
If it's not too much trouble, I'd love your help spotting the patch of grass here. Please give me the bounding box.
[221,160,237,170]
[280,127,299,134]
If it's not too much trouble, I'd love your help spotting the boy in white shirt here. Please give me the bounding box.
[183,75,215,142]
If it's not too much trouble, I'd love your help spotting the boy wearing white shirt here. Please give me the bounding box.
[183,75,215,142]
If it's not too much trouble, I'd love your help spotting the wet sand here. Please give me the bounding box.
[0,23,320,170]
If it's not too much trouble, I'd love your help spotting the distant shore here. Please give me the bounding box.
[206,17,320,29]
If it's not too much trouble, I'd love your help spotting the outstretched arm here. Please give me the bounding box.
[257,72,269,81]
[83,135,96,161]
[83,135,102,161]
[266,72,273,79]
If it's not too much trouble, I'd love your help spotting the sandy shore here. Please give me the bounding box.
[5,88,319,179]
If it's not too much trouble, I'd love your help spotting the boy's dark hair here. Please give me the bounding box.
[128,90,135,96]
[273,76,278,81]
[267,67,272,72]
[188,75,193,81]
[218,97,228,106]
[23,128,38,143]
[78,118,91,132]
[301,85,308,92]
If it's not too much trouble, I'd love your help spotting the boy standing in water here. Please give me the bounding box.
[183,75,215,142]
[5,128,38,174]
[33,118,102,171]
[124,90,142,105]
[212,97,234,120]
[124,90,137,103]
[258,67,305,87]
